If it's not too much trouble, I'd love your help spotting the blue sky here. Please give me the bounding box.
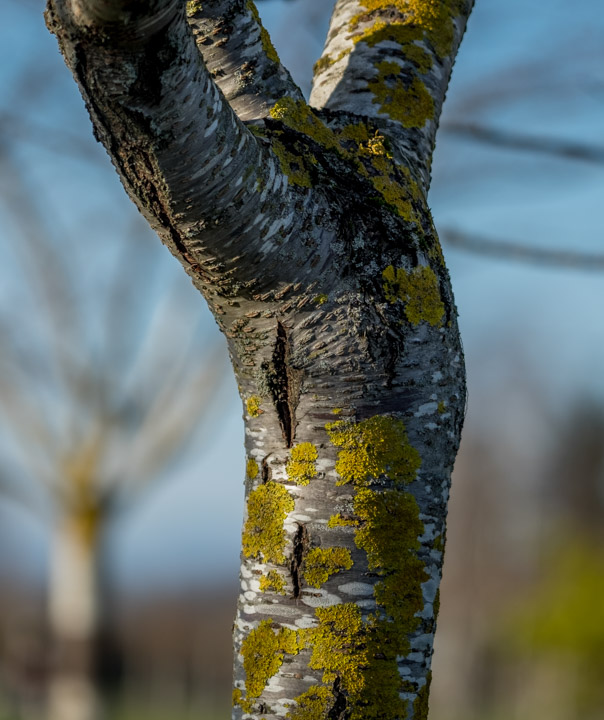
[1,0,604,593]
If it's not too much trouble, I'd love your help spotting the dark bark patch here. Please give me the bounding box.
[290,523,309,599]
[268,322,302,448]
[328,677,350,720]
[261,456,272,484]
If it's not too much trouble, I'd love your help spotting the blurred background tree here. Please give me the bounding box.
[1,1,604,720]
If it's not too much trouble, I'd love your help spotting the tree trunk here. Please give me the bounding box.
[48,517,100,720]
[45,1,473,717]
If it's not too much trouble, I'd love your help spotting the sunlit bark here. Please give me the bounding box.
[46,1,472,717]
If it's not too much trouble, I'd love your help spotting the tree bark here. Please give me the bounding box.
[45,1,472,718]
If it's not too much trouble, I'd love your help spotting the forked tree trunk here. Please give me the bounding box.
[45,1,472,717]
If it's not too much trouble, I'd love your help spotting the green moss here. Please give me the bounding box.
[382,265,445,327]
[286,685,333,720]
[246,395,263,417]
[242,481,294,563]
[247,0,280,63]
[325,416,421,486]
[186,0,202,16]
[368,62,434,128]
[413,671,432,720]
[246,458,259,480]
[286,442,318,485]
[259,570,286,595]
[303,547,353,588]
[235,619,300,712]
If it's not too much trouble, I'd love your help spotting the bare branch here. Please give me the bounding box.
[442,121,604,165]
[443,228,604,271]
[310,0,475,191]
[186,0,304,122]
[45,0,310,299]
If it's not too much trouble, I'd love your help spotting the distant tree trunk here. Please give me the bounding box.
[48,516,100,720]
[45,1,472,717]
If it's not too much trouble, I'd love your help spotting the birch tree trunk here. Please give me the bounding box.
[45,1,472,718]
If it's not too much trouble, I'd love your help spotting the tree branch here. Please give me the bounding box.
[443,228,604,271]
[45,0,312,300]
[310,0,475,191]
[442,121,604,165]
[186,0,304,122]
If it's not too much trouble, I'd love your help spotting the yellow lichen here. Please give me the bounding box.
[259,570,286,595]
[353,0,465,58]
[247,0,280,63]
[382,264,445,327]
[236,619,300,712]
[313,293,328,305]
[353,21,432,73]
[368,62,434,128]
[297,601,412,720]
[242,481,294,563]
[186,0,202,16]
[270,97,339,150]
[325,416,421,486]
[272,139,313,188]
[354,487,428,647]
[327,513,359,528]
[303,547,353,588]
[286,442,318,485]
[246,458,259,480]
[437,400,446,414]
[413,671,432,720]
[433,533,444,552]
[286,685,333,720]
[287,413,432,719]
[300,604,368,694]
[433,588,441,620]
[246,395,263,417]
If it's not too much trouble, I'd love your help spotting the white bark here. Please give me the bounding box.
[45,1,473,717]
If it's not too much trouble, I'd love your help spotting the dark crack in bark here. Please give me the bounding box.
[261,456,271,484]
[328,677,349,720]
[268,322,301,448]
[290,523,309,600]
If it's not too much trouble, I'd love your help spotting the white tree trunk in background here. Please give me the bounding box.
[48,519,100,720]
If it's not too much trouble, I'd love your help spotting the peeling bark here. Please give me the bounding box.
[45,1,472,718]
